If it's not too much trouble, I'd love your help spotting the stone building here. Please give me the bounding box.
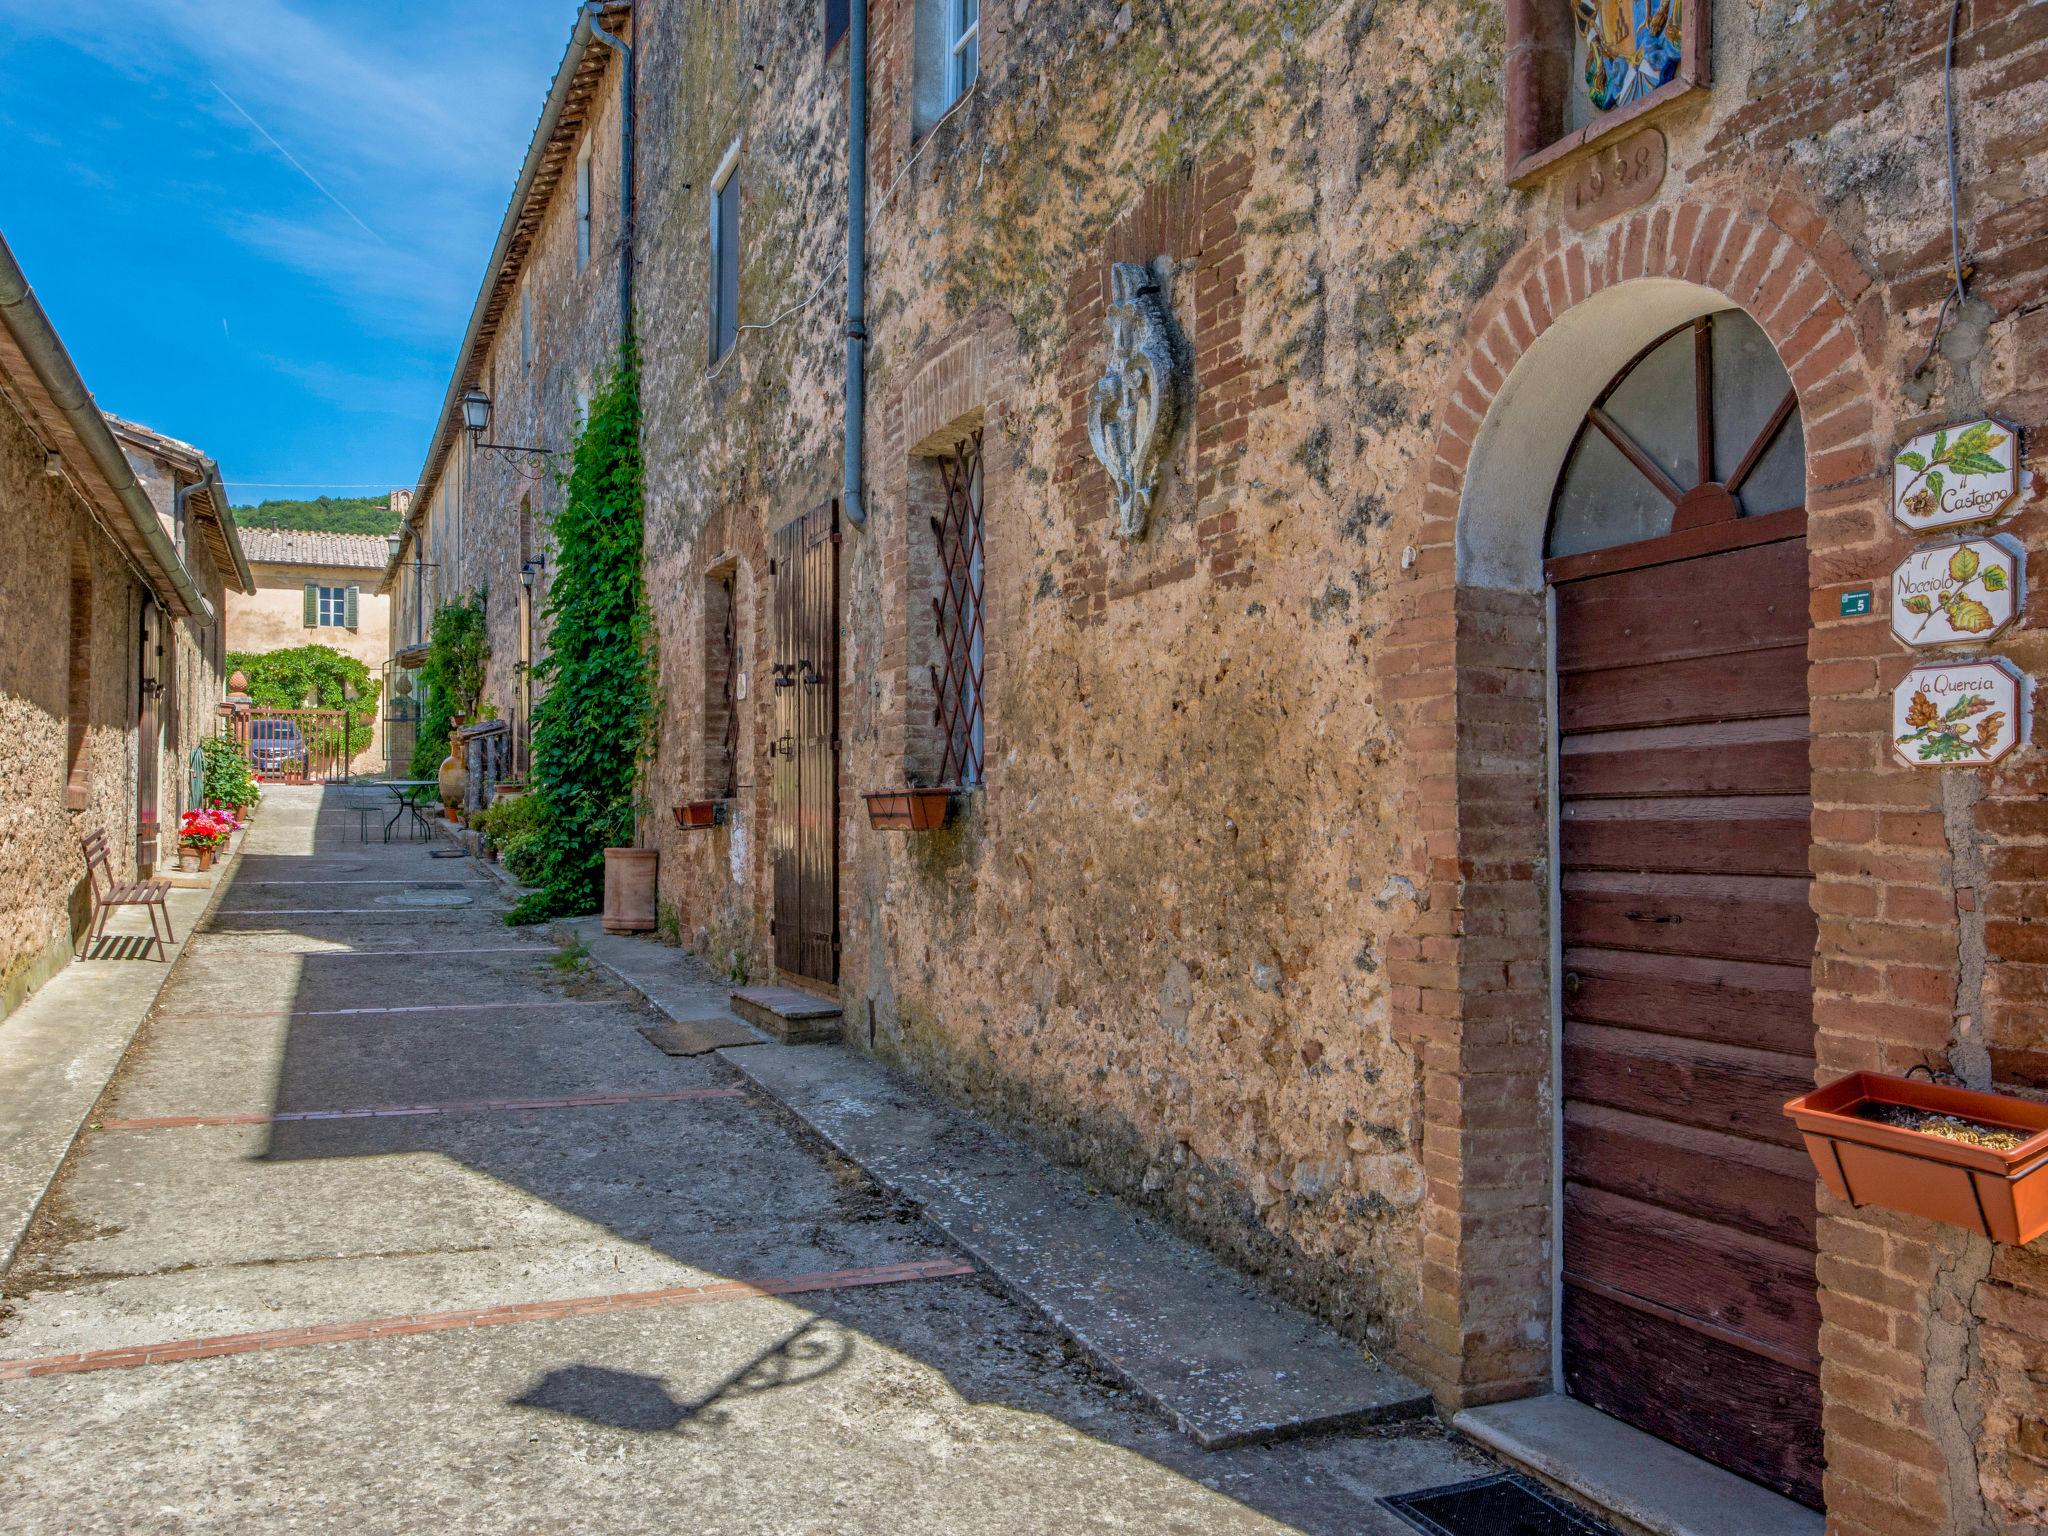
[411,2,2048,1529]
[226,527,391,771]
[0,235,248,1019]
[384,1,633,776]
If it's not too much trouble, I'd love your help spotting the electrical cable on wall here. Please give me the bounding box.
[1913,0,1971,383]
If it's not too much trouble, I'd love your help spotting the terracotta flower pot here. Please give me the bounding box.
[197,847,214,871]
[675,800,725,830]
[1784,1072,2048,1245]
[602,847,659,934]
[863,788,951,831]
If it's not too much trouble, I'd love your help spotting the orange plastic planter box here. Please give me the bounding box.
[1784,1072,2048,1245]
[863,789,950,831]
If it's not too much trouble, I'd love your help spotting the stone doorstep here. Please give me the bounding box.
[728,986,843,1045]
[1452,1395,1826,1536]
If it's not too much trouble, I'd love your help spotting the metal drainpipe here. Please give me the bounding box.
[842,0,869,525]
[584,4,635,350]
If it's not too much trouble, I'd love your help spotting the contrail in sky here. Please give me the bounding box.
[210,79,386,246]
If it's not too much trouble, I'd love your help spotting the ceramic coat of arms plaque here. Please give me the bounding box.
[1893,418,2019,532]
[1890,537,2023,649]
[1892,659,2024,767]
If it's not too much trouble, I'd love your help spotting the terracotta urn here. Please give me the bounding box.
[603,847,659,934]
[438,732,467,819]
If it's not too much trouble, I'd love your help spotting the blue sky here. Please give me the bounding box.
[0,0,578,506]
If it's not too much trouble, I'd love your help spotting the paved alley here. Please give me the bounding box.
[0,786,1490,1535]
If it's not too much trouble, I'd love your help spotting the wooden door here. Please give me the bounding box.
[1556,531,1821,1505]
[770,502,839,985]
[136,598,163,876]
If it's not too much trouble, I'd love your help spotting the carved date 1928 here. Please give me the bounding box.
[1564,127,1667,232]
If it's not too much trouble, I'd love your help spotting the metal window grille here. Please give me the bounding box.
[718,572,740,797]
[929,429,984,787]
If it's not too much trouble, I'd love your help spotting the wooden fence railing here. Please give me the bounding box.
[226,708,359,783]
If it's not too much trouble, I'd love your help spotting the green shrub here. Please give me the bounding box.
[201,733,261,813]
[409,595,489,779]
[506,357,653,924]
[225,644,379,753]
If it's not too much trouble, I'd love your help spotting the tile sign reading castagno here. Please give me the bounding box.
[1893,418,2019,532]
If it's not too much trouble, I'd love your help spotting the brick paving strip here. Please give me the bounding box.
[158,1001,600,1022]
[0,1260,978,1382]
[182,946,546,959]
[96,1087,749,1131]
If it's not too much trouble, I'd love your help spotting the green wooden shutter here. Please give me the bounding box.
[303,583,317,626]
[345,585,360,629]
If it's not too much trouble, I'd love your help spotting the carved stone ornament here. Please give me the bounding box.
[1088,261,1188,540]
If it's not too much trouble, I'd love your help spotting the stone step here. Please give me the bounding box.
[728,986,842,1044]
[719,1043,1432,1450]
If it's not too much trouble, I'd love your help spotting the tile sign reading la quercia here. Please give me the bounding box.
[1887,419,2029,768]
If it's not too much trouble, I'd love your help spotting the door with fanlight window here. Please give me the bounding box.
[1547,310,1823,1508]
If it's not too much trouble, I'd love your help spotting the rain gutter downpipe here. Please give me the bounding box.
[842,0,869,526]
[0,233,210,622]
[582,4,635,348]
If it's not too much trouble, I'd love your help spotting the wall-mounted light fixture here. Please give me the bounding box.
[520,556,547,592]
[459,387,554,467]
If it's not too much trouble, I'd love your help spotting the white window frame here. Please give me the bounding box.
[575,139,593,270]
[708,138,742,366]
[946,0,979,104]
[316,586,348,628]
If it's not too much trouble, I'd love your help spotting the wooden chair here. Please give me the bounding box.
[80,831,174,959]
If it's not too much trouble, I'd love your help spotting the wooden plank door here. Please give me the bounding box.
[136,597,163,876]
[1555,532,1822,1507]
[770,502,840,985]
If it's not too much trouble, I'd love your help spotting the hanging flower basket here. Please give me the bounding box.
[1784,1072,2048,1245]
[674,800,728,830]
[864,788,951,831]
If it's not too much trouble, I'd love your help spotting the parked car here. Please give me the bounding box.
[248,716,307,778]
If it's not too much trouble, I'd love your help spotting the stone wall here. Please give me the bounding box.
[0,395,144,1019]
[448,0,2048,1526]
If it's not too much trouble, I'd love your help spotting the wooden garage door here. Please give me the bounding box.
[1548,312,1820,1508]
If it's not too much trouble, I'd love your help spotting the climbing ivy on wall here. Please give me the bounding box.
[507,356,654,924]
[226,644,381,751]
[408,595,490,780]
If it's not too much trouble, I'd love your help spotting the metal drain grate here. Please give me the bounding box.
[1380,1473,1618,1536]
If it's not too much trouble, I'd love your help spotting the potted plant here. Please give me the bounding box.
[177,808,230,871]
[675,799,727,830]
[863,787,952,831]
[1784,1071,2048,1245]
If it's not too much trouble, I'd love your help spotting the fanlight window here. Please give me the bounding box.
[1546,309,1805,560]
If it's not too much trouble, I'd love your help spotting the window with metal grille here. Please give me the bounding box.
[928,429,984,786]
[704,569,740,797]
[709,142,741,365]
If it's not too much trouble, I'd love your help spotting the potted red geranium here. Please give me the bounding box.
[178,808,230,871]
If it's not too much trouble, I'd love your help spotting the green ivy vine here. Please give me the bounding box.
[409,593,490,779]
[507,356,654,924]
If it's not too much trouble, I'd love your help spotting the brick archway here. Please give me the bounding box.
[1377,195,1888,1410]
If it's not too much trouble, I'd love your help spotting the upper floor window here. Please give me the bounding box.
[709,141,741,365]
[824,0,848,55]
[305,583,359,630]
[575,139,593,270]
[913,0,978,134]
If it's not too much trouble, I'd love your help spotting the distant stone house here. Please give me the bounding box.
[413,4,2048,1530]
[0,232,249,1020]
[225,527,392,771]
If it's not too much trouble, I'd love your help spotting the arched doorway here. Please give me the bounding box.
[1546,309,1822,1506]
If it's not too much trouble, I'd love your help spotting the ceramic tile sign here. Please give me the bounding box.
[1894,418,2019,532]
[1891,537,2023,648]
[1893,659,2024,767]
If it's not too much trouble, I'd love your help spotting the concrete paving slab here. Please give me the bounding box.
[0,836,244,1270]
[717,1045,1431,1449]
